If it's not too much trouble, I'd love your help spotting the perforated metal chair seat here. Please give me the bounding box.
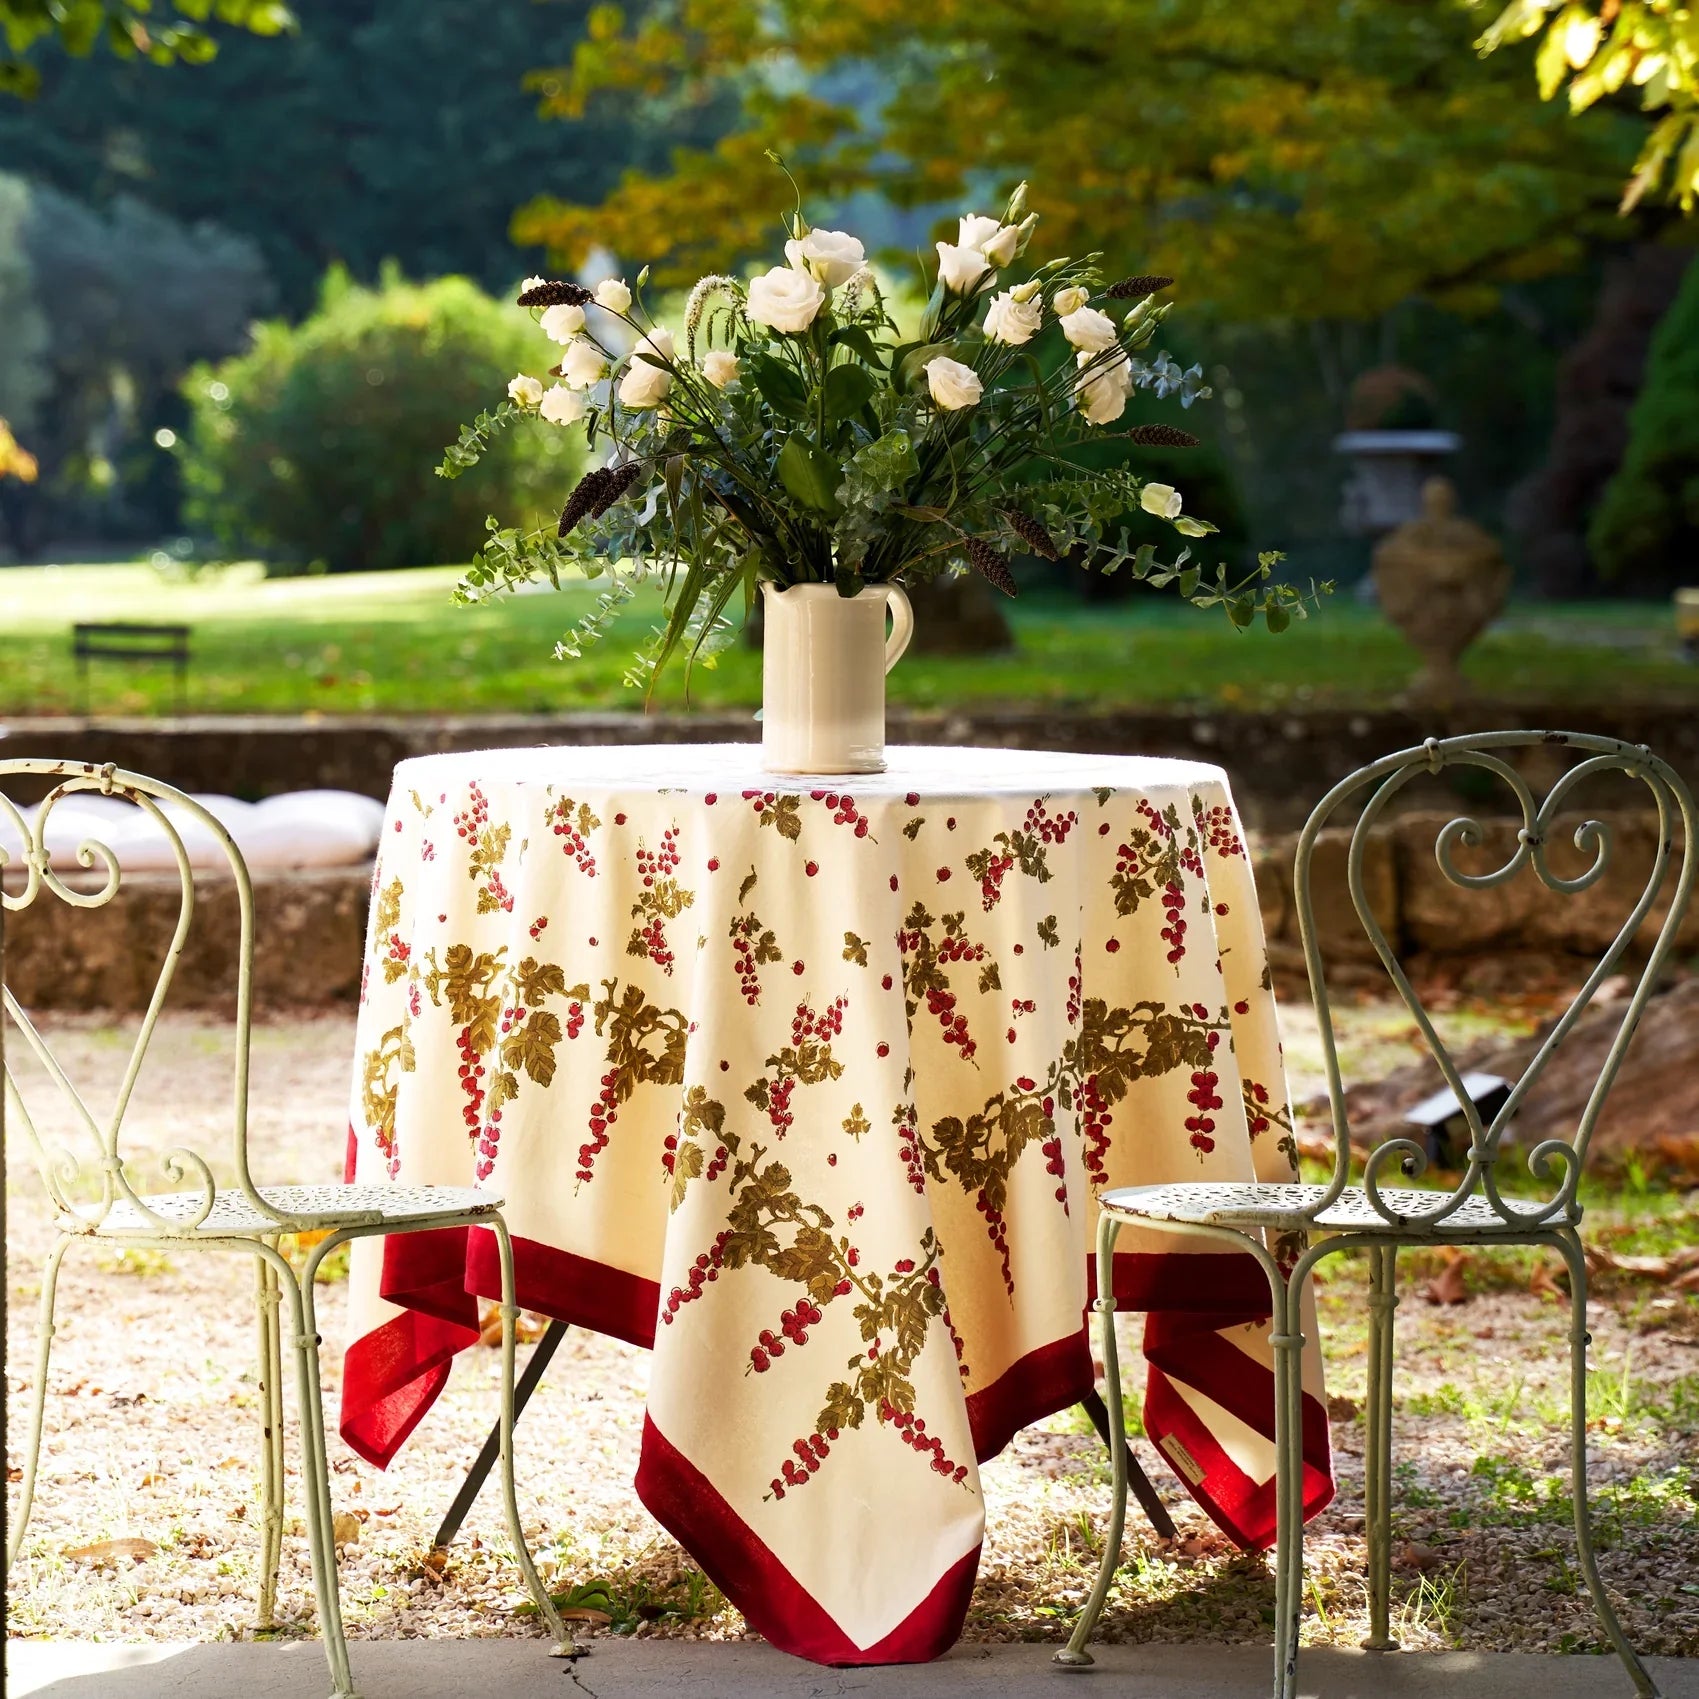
[1099,1181,1564,1235]
[92,1183,502,1238]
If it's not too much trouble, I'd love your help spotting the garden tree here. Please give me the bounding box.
[0,0,292,97]
[1584,250,1699,593]
[0,0,737,315]
[1477,0,1699,212]
[517,0,1648,322]
[0,173,272,553]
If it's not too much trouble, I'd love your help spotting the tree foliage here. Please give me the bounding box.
[181,268,582,572]
[516,0,1648,322]
[1478,0,1699,213]
[1586,251,1699,590]
[0,0,292,97]
[0,0,736,314]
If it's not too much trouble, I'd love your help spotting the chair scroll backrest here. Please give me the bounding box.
[0,759,341,1235]
[1294,732,1695,1232]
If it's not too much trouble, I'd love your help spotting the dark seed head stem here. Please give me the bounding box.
[1125,423,1199,448]
[519,280,593,308]
[965,535,1018,596]
[999,509,1061,561]
[1105,274,1175,299]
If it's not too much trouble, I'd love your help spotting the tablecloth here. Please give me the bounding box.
[340,745,1333,1663]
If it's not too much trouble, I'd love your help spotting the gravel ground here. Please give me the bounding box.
[6,1007,1697,1659]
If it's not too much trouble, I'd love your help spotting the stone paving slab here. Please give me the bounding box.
[8,1640,1699,1699]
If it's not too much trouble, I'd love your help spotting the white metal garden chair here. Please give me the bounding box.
[1,760,577,1698]
[1058,731,1693,1699]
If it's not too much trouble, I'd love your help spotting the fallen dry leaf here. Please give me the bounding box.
[65,1537,155,1568]
[1425,1252,1472,1306]
[558,1607,614,1626]
[1326,1394,1362,1423]
[1394,1541,1444,1572]
[1530,1261,1567,1301]
[331,1512,361,1550]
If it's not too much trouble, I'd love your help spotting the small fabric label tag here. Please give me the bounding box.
[1161,1432,1205,1485]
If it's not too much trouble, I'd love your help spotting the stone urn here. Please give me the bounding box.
[1371,476,1511,700]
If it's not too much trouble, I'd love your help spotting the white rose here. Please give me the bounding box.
[538,383,587,425]
[702,350,741,389]
[1052,285,1090,317]
[935,241,992,295]
[1060,306,1119,352]
[540,302,586,344]
[594,278,632,313]
[507,373,544,409]
[1140,481,1184,519]
[1075,350,1132,426]
[783,227,866,288]
[957,214,1003,253]
[619,326,675,409]
[561,339,608,390]
[983,289,1043,346]
[746,264,826,333]
[925,355,983,410]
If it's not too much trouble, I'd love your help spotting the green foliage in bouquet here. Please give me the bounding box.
[444,179,1327,691]
[1588,255,1699,591]
[184,266,580,573]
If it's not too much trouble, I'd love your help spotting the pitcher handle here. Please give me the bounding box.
[885,585,914,674]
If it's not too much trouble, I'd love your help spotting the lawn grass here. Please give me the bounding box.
[1,560,1694,718]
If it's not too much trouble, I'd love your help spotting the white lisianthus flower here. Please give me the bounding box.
[783,227,866,288]
[925,355,983,410]
[935,241,992,295]
[983,289,1043,346]
[1010,278,1043,304]
[1140,481,1184,520]
[1052,285,1090,318]
[521,275,547,293]
[957,214,1003,253]
[702,350,741,389]
[538,384,587,425]
[507,373,544,408]
[746,264,826,333]
[1074,350,1132,425]
[561,339,608,390]
[593,278,632,313]
[1060,306,1119,352]
[618,326,675,409]
[540,302,586,344]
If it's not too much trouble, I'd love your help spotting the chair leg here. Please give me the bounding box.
[1363,1244,1398,1651]
[254,1245,287,1632]
[1267,1251,1308,1699]
[490,1217,578,1657]
[1553,1229,1661,1698]
[5,1234,70,1574]
[290,1254,360,1699]
[1055,1211,1126,1669]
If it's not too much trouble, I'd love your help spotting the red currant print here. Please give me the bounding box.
[1186,1068,1224,1157]
[1192,797,1245,859]
[748,1297,824,1374]
[729,911,781,1004]
[660,1234,731,1326]
[1080,1073,1113,1186]
[547,796,600,876]
[893,1102,927,1195]
[578,1068,623,1184]
[881,1402,970,1486]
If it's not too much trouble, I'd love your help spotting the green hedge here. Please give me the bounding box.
[1589,258,1699,592]
[181,266,577,572]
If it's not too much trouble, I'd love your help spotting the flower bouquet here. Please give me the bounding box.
[442,180,1323,772]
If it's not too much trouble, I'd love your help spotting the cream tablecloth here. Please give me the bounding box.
[340,745,1332,1663]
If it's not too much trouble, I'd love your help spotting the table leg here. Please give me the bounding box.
[432,1318,570,1551]
[1079,1389,1178,1541]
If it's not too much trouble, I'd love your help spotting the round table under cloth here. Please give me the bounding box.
[340,745,1334,1664]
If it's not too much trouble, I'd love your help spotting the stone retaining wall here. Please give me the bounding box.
[4,701,1696,831]
[6,810,1687,1012]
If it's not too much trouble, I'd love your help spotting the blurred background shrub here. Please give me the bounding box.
[179,267,580,573]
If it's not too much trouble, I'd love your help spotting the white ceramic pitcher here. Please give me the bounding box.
[760,581,915,775]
